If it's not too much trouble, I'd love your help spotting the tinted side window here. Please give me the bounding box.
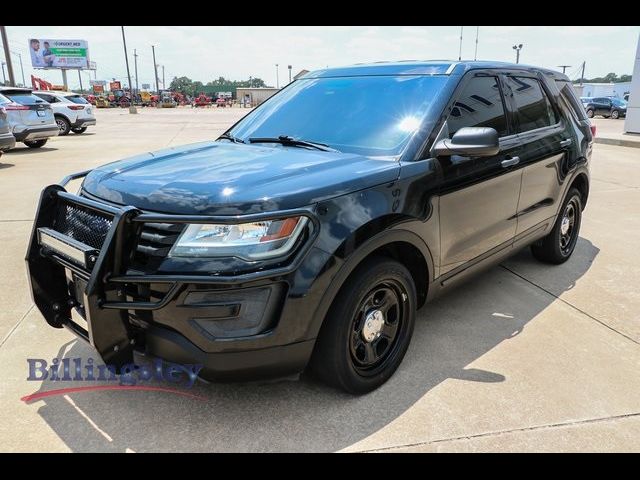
[506,77,558,132]
[556,81,588,121]
[448,76,508,137]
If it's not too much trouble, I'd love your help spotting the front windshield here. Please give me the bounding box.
[612,98,627,107]
[228,75,448,157]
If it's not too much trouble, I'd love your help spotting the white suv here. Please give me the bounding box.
[33,91,96,136]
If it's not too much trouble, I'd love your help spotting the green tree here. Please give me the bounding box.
[169,76,194,95]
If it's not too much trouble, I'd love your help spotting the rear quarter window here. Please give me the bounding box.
[556,81,589,122]
[66,95,89,104]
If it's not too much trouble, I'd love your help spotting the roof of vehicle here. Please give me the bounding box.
[304,60,570,81]
[33,90,81,97]
[0,86,33,93]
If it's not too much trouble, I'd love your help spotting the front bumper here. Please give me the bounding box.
[14,125,59,142]
[26,173,322,380]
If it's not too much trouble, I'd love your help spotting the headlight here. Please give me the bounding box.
[168,216,308,260]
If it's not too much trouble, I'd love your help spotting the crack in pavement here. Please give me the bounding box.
[500,265,640,347]
[0,304,34,349]
[358,411,640,452]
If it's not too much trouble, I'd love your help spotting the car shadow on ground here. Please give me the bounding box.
[5,147,58,155]
[0,163,14,170]
[26,238,599,452]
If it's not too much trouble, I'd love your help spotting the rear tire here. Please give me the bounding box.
[586,109,594,118]
[24,139,48,149]
[71,127,87,134]
[531,188,582,264]
[309,256,417,394]
[55,116,71,136]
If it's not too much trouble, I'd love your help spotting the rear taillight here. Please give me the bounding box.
[67,105,84,111]
[4,102,29,111]
[590,124,597,137]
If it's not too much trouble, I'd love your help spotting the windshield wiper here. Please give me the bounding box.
[248,135,339,152]
[218,132,245,144]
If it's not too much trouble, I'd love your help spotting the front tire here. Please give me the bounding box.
[586,109,594,118]
[24,139,48,149]
[309,256,417,394]
[531,188,582,264]
[55,116,71,136]
[611,110,620,119]
[71,127,87,134]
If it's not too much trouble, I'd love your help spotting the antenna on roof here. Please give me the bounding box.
[474,26,479,61]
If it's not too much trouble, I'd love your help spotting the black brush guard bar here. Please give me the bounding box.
[25,171,319,369]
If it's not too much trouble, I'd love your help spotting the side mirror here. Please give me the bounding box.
[433,127,499,157]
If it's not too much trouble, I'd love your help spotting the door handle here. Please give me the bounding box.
[501,156,520,168]
[560,138,573,147]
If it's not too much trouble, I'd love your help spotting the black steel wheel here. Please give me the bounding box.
[309,256,416,394]
[531,187,583,264]
[55,116,71,136]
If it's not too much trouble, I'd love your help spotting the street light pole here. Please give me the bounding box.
[458,26,464,61]
[162,65,165,90]
[152,45,159,94]
[0,26,16,86]
[512,43,523,64]
[275,63,279,89]
[1,62,6,85]
[133,49,139,94]
[120,26,137,114]
[288,65,292,83]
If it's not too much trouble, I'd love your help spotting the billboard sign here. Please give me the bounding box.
[88,61,97,71]
[109,81,122,91]
[92,85,104,93]
[90,80,106,86]
[28,39,89,69]
[142,83,150,90]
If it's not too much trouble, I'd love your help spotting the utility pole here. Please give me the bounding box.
[162,65,165,89]
[275,64,279,88]
[0,26,16,86]
[288,65,292,83]
[512,43,523,64]
[10,51,25,86]
[1,62,6,85]
[458,26,464,61]
[474,26,479,61]
[78,70,83,93]
[557,65,571,74]
[121,26,137,114]
[580,61,586,86]
[152,45,159,94]
[133,49,139,94]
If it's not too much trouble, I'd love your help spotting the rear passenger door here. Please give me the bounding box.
[438,73,522,274]
[504,75,567,237]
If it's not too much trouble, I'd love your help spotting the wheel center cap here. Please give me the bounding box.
[561,216,570,235]
[362,310,385,343]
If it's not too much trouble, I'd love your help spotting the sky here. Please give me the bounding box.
[2,26,639,90]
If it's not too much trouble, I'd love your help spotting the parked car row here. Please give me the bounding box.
[0,87,96,155]
[580,96,628,119]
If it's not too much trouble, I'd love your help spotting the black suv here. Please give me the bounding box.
[27,61,592,394]
[584,96,627,119]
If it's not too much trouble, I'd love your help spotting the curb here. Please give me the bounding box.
[595,137,640,149]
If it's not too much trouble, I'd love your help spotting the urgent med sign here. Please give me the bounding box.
[29,38,90,69]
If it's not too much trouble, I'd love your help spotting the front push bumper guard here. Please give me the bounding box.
[25,170,319,371]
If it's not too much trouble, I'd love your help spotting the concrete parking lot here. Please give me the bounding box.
[0,108,639,452]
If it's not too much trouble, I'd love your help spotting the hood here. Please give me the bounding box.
[82,141,400,215]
